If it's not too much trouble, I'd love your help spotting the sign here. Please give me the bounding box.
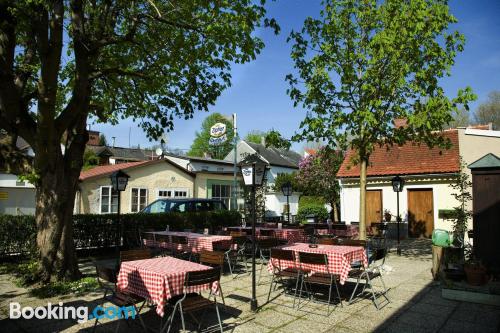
[210,123,227,138]
[241,165,253,185]
[209,134,227,146]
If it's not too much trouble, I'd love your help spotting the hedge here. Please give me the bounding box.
[299,196,326,208]
[0,210,241,258]
[296,205,329,224]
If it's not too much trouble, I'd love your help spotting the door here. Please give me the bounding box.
[366,190,382,226]
[408,189,434,238]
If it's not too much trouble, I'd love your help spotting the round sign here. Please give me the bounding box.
[210,123,227,138]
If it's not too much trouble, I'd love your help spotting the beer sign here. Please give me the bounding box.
[210,123,227,138]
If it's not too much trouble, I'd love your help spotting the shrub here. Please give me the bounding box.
[299,196,326,208]
[296,205,328,224]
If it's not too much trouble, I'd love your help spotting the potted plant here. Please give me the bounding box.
[383,209,392,222]
[463,245,487,286]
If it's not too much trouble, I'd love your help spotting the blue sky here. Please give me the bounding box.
[92,0,500,153]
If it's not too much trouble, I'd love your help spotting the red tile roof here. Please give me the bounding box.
[79,161,149,181]
[337,130,460,178]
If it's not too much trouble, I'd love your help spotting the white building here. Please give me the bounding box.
[338,125,500,238]
[225,140,302,219]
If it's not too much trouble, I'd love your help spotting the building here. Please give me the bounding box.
[337,125,500,238]
[224,140,302,219]
[77,156,243,214]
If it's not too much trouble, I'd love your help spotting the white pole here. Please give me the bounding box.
[232,113,238,211]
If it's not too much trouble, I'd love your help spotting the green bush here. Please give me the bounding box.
[296,205,328,224]
[299,196,326,208]
[0,210,241,257]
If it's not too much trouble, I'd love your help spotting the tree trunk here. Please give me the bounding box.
[35,138,85,282]
[358,156,368,240]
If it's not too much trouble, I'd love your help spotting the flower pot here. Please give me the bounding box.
[464,264,487,286]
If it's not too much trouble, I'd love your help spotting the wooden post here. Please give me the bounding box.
[431,245,444,280]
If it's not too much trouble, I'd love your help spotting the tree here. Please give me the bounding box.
[287,0,475,240]
[244,130,268,145]
[295,148,344,221]
[448,107,472,128]
[0,0,277,282]
[98,134,107,146]
[449,158,472,247]
[474,91,500,130]
[187,113,234,159]
[82,149,99,171]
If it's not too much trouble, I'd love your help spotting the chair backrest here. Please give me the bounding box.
[318,238,335,245]
[120,249,152,263]
[185,267,221,288]
[270,248,295,261]
[369,237,388,265]
[212,240,231,252]
[171,235,188,245]
[231,235,247,247]
[258,237,279,249]
[298,251,328,267]
[333,238,366,247]
[230,231,246,237]
[199,250,224,267]
[155,234,169,244]
[95,264,118,285]
[259,229,276,237]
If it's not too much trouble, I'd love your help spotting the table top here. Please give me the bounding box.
[281,242,365,254]
[146,231,216,238]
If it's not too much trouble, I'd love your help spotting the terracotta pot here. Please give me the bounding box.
[464,264,487,286]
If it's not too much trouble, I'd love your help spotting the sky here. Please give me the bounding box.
[91,0,500,153]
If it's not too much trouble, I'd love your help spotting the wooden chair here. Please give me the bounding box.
[94,264,147,332]
[171,235,191,260]
[297,252,342,315]
[212,240,236,275]
[230,231,246,237]
[164,268,223,333]
[267,248,300,306]
[318,237,336,245]
[120,249,152,263]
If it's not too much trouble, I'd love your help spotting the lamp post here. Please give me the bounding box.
[281,181,292,223]
[239,154,268,311]
[110,170,130,255]
[391,175,404,256]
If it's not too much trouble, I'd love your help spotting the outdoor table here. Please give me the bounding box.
[267,243,367,284]
[316,225,359,238]
[145,231,232,253]
[116,256,219,317]
[226,227,307,244]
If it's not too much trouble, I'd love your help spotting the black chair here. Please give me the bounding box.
[267,248,301,306]
[120,248,153,263]
[297,252,342,315]
[257,237,279,283]
[164,268,223,333]
[212,240,236,275]
[93,264,147,332]
[259,229,276,237]
[231,235,249,274]
[171,235,191,260]
[348,239,390,309]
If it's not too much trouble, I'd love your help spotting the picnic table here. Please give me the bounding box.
[116,257,219,317]
[145,231,232,253]
[268,243,367,284]
[226,226,307,244]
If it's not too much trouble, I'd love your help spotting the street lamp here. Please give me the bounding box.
[239,154,268,311]
[391,175,404,256]
[281,181,292,223]
[110,170,130,254]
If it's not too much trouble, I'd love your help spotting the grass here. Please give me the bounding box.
[0,260,99,298]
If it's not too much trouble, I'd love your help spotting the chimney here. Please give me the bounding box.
[112,136,116,148]
[394,118,408,129]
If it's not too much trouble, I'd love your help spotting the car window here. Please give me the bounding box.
[146,200,169,213]
[171,202,188,212]
[194,201,211,211]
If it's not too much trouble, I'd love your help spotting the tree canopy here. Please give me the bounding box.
[0,0,277,282]
[187,113,234,159]
[286,0,475,239]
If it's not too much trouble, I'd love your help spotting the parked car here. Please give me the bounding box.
[141,198,228,213]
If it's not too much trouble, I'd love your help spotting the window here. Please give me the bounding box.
[201,165,209,171]
[157,188,189,199]
[131,188,148,212]
[211,184,232,210]
[100,186,118,213]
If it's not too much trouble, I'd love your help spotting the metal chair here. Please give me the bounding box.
[120,248,153,263]
[231,235,249,274]
[212,240,236,275]
[94,264,147,333]
[348,239,390,309]
[297,252,342,315]
[257,237,279,283]
[267,248,301,306]
[171,235,191,260]
[164,268,223,333]
[141,230,157,249]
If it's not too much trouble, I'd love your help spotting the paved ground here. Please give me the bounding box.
[1,239,499,332]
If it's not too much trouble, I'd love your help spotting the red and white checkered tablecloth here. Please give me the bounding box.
[316,225,359,238]
[227,227,307,244]
[117,257,219,317]
[144,231,232,253]
[267,243,367,284]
